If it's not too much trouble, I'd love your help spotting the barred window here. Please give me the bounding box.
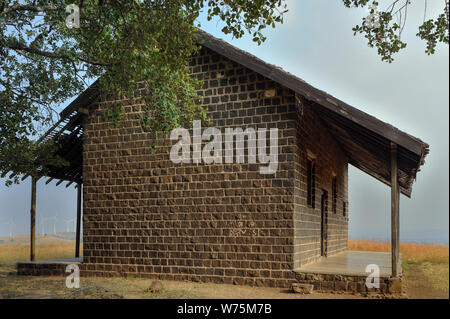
[307,159,316,208]
[332,176,337,214]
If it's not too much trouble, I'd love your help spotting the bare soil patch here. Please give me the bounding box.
[403,262,449,299]
[0,271,365,299]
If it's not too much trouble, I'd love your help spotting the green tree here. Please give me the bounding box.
[0,0,287,183]
[343,0,449,62]
[1,1,447,185]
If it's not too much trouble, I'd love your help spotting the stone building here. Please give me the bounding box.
[15,30,429,292]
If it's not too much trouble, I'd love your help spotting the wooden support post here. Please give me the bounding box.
[391,143,400,277]
[75,182,82,258]
[30,177,37,261]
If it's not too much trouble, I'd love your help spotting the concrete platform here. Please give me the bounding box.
[17,258,83,276]
[293,251,403,294]
[17,257,83,265]
[295,251,400,277]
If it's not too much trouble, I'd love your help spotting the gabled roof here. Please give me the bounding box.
[37,30,429,196]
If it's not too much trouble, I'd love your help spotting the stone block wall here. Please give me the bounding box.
[16,261,81,276]
[293,98,349,269]
[81,46,349,287]
[294,272,403,295]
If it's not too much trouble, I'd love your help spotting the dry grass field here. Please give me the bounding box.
[348,239,449,264]
[0,235,80,267]
[0,235,360,299]
[349,239,449,298]
[0,236,448,299]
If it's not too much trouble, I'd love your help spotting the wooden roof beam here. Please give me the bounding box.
[66,181,74,188]
[52,113,82,140]
[47,149,82,180]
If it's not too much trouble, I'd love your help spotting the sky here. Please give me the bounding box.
[0,1,448,244]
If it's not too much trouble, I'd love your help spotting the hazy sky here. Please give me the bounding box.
[0,1,448,243]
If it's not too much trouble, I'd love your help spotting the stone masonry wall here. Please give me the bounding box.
[17,260,82,276]
[293,99,349,269]
[81,46,349,287]
[294,272,403,295]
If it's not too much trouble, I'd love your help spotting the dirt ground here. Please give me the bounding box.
[0,237,447,299]
[0,264,444,299]
[403,262,449,299]
[0,266,366,299]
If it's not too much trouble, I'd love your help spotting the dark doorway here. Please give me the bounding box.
[321,190,328,257]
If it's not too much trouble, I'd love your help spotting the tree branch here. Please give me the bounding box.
[6,41,67,59]
[4,40,108,67]
[1,4,60,15]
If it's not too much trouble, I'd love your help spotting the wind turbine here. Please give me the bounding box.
[53,214,57,235]
[40,218,45,236]
[40,216,52,236]
[65,219,75,233]
[8,217,15,240]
